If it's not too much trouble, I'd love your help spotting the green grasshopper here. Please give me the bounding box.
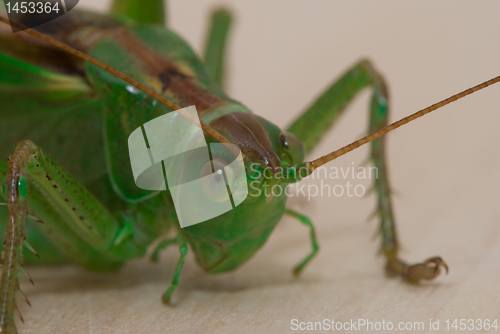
[1,0,498,332]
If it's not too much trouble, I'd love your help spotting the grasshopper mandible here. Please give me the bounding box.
[0,1,498,333]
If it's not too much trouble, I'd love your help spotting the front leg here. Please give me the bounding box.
[285,209,319,276]
[287,60,448,282]
[150,233,189,304]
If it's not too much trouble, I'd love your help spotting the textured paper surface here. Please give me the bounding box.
[13,1,500,333]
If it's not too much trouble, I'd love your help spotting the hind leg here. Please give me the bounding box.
[288,60,448,282]
[110,0,166,26]
[0,141,149,333]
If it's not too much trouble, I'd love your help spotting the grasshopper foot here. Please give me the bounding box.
[385,256,448,283]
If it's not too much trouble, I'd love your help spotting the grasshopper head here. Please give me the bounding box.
[209,112,304,173]
[180,112,305,273]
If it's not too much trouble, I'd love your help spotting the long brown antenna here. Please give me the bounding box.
[307,74,500,171]
[0,16,233,146]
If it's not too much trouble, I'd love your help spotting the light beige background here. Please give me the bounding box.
[12,0,500,333]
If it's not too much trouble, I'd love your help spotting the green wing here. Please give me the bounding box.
[0,34,107,189]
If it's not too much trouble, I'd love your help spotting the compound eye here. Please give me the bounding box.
[280,134,289,149]
[199,159,230,202]
[279,131,305,165]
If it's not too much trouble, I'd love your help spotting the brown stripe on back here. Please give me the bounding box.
[113,29,225,114]
[210,113,281,171]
